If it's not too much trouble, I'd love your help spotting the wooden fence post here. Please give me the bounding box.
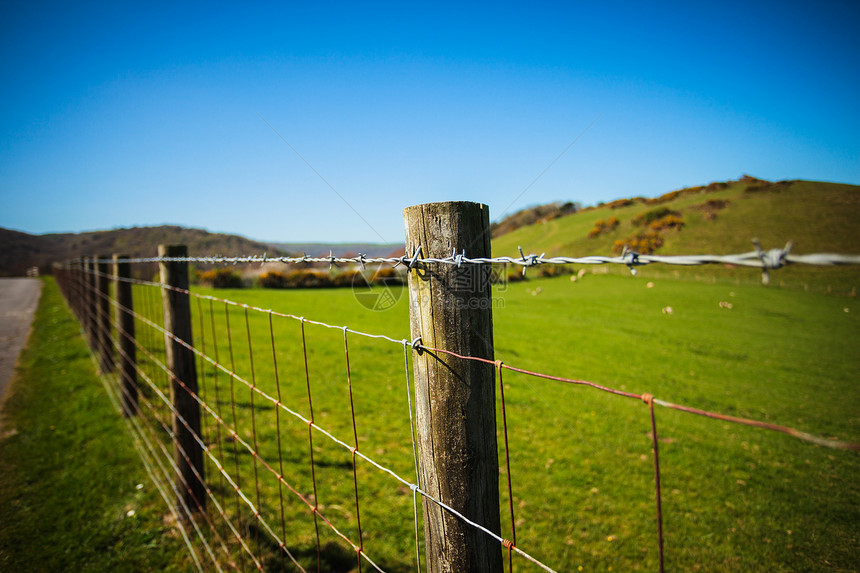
[113,254,138,417]
[96,255,115,373]
[84,257,98,351]
[65,259,78,320]
[158,244,206,514]
[403,201,502,573]
[75,258,86,324]
[67,261,78,319]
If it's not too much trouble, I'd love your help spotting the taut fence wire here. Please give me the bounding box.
[95,239,860,288]
[54,225,859,572]
[95,242,860,274]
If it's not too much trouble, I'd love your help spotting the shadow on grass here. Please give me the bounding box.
[259,538,415,573]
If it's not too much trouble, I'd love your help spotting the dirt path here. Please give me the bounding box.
[0,278,42,404]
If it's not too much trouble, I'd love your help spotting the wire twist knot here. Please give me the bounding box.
[753,239,793,285]
[452,249,465,268]
[397,245,423,270]
[622,246,645,275]
[410,336,423,355]
[518,246,543,276]
[753,238,792,269]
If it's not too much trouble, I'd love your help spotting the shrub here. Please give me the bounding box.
[258,271,289,289]
[283,270,333,288]
[260,268,376,289]
[198,268,244,288]
[646,189,684,205]
[745,180,794,194]
[587,216,620,238]
[606,198,636,209]
[704,181,730,192]
[700,199,730,210]
[695,199,730,221]
[370,266,405,285]
[648,214,684,231]
[613,231,664,255]
[332,269,365,287]
[632,207,679,227]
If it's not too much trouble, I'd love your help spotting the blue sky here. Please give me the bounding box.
[2,1,858,243]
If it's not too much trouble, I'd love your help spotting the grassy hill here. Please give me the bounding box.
[492,177,860,294]
[0,226,292,277]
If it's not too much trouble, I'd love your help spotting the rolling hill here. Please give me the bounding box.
[0,226,292,277]
[491,176,860,293]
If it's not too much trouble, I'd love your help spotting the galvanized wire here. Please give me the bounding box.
[93,242,860,274]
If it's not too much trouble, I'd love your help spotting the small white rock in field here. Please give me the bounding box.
[662,306,674,315]
[646,282,654,288]
[126,510,136,518]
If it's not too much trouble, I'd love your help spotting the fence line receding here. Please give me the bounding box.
[53,201,859,573]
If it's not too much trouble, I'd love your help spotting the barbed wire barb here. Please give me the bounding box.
[97,242,860,275]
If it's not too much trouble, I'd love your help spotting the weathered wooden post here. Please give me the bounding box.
[96,255,115,373]
[84,257,98,351]
[158,245,206,514]
[74,258,86,322]
[113,254,138,417]
[63,259,77,319]
[403,201,502,573]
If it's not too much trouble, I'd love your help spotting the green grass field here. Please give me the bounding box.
[0,278,192,572]
[124,269,860,572]
[4,273,859,572]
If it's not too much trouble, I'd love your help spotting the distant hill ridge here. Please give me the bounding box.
[0,225,291,277]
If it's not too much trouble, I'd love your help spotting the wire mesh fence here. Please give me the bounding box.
[52,233,859,572]
[57,260,435,572]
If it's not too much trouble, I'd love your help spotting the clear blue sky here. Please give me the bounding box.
[2,1,858,243]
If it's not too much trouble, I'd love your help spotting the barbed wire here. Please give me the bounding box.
[90,241,860,279]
